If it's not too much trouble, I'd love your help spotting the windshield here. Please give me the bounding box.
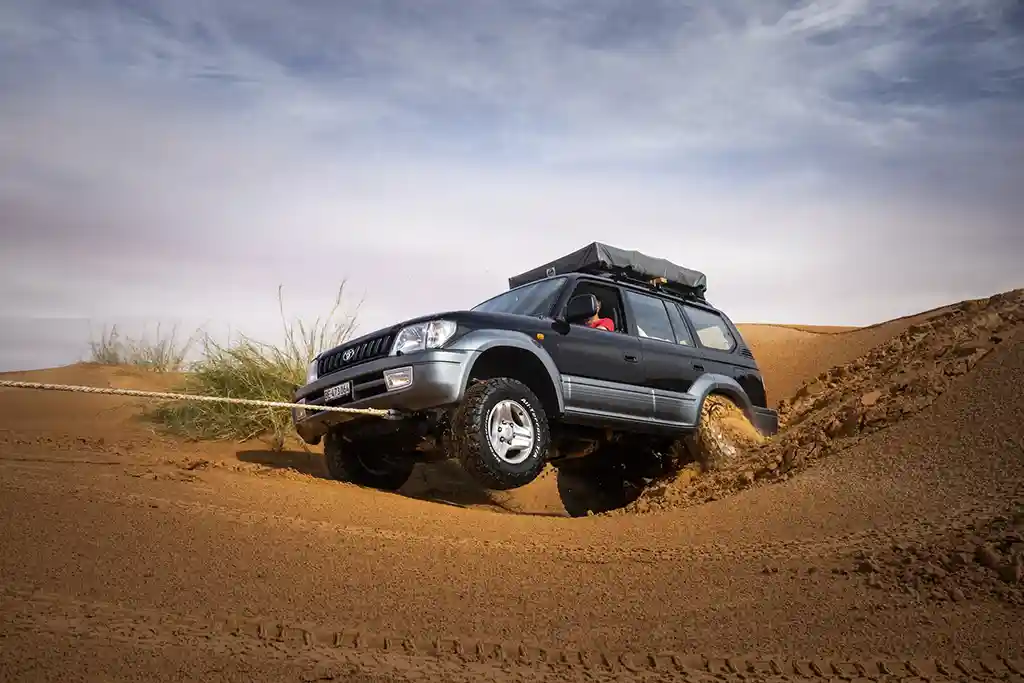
[471,277,566,317]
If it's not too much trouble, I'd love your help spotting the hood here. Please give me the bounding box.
[315,309,548,359]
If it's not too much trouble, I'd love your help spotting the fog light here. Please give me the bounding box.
[383,366,413,391]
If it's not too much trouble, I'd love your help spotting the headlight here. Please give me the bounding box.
[391,320,457,356]
[306,359,318,384]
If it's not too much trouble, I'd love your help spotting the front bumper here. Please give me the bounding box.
[751,406,780,437]
[291,349,472,445]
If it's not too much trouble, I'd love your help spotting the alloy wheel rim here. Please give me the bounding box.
[486,399,536,464]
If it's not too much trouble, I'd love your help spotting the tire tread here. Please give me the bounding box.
[452,377,549,490]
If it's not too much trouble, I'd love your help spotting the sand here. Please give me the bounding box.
[1,289,1022,682]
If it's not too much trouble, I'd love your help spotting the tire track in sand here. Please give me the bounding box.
[3,458,1022,568]
[2,584,1020,682]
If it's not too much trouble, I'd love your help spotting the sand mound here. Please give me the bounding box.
[835,503,1024,606]
[737,304,956,405]
[622,288,1024,515]
[0,363,188,456]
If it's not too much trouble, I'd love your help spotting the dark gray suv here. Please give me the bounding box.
[292,243,778,512]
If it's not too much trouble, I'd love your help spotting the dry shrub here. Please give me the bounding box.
[146,284,360,449]
[89,323,198,372]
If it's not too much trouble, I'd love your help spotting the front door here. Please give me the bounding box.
[541,280,651,424]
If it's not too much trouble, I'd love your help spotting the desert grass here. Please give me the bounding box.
[137,284,360,449]
[89,323,198,372]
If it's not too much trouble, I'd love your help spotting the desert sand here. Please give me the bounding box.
[1,290,1023,682]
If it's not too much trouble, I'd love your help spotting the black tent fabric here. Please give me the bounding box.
[507,243,708,296]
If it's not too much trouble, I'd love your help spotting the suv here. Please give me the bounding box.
[292,243,778,513]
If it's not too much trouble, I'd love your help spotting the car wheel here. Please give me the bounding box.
[691,394,764,472]
[323,430,416,491]
[450,377,550,490]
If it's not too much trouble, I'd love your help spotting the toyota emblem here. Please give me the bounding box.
[341,348,355,362]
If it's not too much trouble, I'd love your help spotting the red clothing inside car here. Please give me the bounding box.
[587,317,615,332]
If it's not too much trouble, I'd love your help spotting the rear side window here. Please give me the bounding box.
[665,302,695,346]
[623,290,676,343]
[681,304,736,351]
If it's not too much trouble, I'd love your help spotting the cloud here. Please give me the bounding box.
[1,0,1022,370]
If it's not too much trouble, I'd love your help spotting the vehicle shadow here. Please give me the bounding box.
[405,461,567,516]
[236,449,329,478]
[234,450,555,514]
[401,460,526,511]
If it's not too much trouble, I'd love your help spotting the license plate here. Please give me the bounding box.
[323,381,351,402]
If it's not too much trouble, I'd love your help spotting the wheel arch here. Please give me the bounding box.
[689,374,756,426]
[456,334,564,417]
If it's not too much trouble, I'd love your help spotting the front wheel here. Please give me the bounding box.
[323,430,416,491]
[450,378,550,490]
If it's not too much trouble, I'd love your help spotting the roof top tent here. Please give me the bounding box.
[507,242,709,301]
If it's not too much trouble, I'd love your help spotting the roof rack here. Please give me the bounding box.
[508,242,708,300]
[585,270,708,302]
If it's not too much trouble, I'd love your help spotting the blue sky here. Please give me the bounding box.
[1,0,1022,370]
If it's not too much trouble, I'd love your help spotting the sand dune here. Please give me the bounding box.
[737,303,957,404]
[1,289,1022,682]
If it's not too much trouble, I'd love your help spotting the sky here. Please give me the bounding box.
[1,0,1023,371]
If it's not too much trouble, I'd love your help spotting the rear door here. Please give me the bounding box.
[620,288,703,425]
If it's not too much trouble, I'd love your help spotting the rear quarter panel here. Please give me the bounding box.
[688,309,770,409]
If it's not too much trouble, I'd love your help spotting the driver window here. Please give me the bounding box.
[565,282,625,333]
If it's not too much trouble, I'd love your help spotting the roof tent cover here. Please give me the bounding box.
[507,242,708,296]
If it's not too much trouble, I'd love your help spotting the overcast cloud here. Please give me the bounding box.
[2,0,1023,371]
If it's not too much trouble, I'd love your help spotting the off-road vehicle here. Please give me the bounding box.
[292,243,778,514]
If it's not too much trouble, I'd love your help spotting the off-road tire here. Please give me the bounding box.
[323,430,416,491]
[690,394,760,472]
[450,377,550,490]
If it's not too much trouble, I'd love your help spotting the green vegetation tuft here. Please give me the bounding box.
[145,284,360,449]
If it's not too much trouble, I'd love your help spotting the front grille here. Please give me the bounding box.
[318,333,394,377]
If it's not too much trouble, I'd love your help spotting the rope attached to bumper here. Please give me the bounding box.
[0,380,394,418]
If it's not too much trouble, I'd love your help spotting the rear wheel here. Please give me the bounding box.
[323,430,416,491]
[450,378,550,490]
[691,394,764,472]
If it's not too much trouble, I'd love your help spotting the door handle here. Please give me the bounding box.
[624,354,639,363]
[693,364,705,372]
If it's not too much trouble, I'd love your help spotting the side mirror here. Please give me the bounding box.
[565,294,599,323]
